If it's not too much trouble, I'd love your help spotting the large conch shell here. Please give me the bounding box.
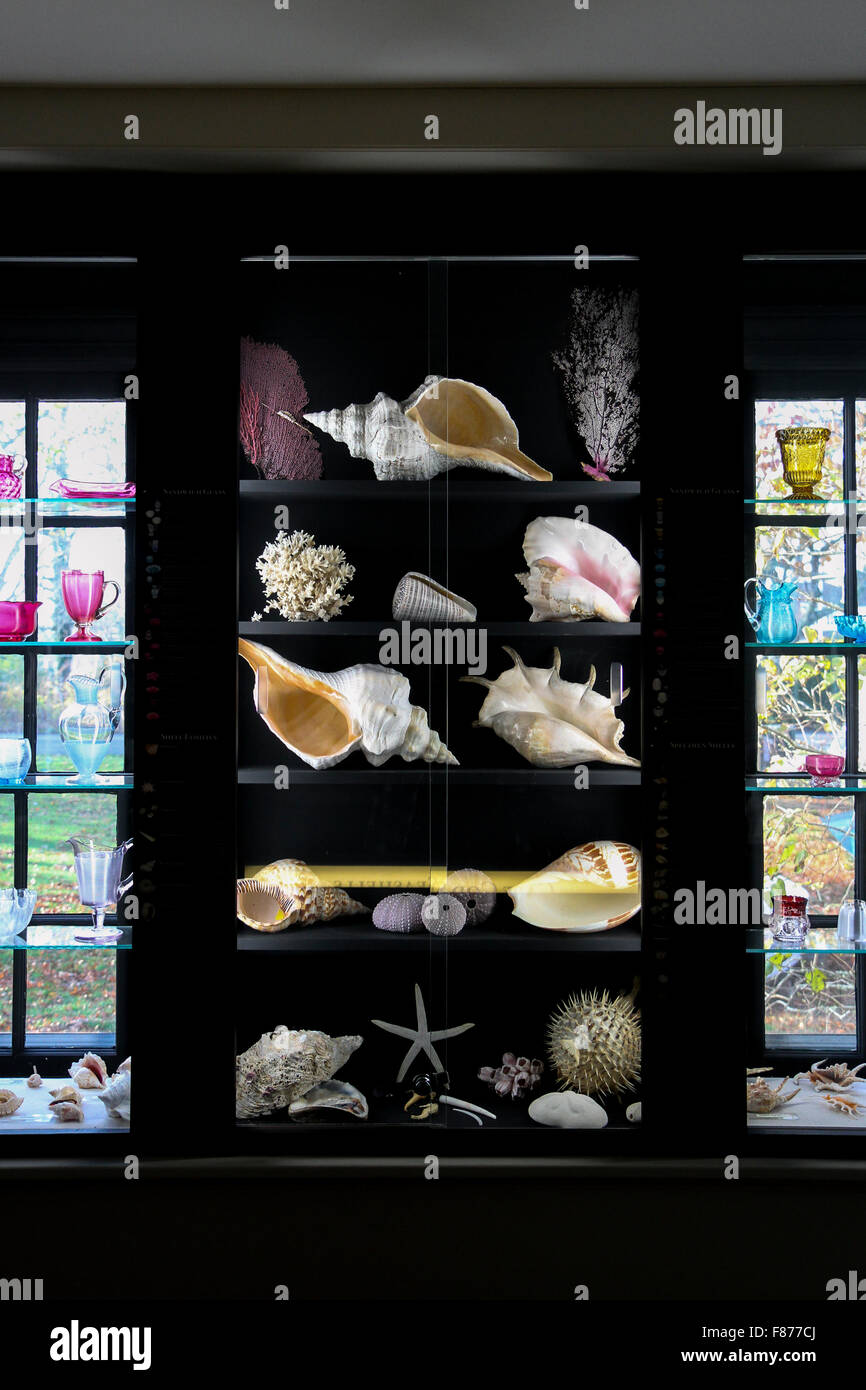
[517,517,640,622]
[239,638,456,768]
[463,647,639,768]
[236,1025,363,1119]
[238,859,369,932]
[99,1069,131,1121]
[509,841,641,933]
[305,375,551,483]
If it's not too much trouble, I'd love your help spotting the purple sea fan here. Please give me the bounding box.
[478,1052,544,1101]
[240,337,323,481]
[552,287,639,480]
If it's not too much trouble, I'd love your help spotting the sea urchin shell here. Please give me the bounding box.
[372,892,426,933]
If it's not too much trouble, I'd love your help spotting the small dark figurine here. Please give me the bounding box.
[478,1053,544,1101]
[403,1071,496,1126]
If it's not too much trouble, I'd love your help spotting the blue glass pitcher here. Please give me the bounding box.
[744,577,799,645]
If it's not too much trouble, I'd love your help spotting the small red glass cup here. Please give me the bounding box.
[61,570,120,642]
[804,753,845,787]
[0,599,41,641]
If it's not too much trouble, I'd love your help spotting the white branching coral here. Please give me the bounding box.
[254,530,355,622]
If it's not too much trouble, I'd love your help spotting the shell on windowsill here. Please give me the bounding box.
[26,1067,42,1089]
[0,1088,24,1116]
[99,1069,131,1121]
[391,572,477,624]
[68,1052,108,1090]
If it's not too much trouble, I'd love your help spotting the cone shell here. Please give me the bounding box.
[442,868,497,925]
[547,988,641,1098]
[421,893,467,937]
[509,840,641,934]
[392,572,477,624]
[373,892,425,933]
[236,1025,362,1119]
[239,638,457,769]
[517,517,640,623]
[238,859,370,932]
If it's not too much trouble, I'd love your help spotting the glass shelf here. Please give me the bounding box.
[0,496,135,517]
[745,498,854,508]
[238,766,641,786]
[746,777,865,794]
[0,924,132,950]
[0,640,131,653]
[238,620,640,637]
[747,928,866,954]
[0,773,132,793]
[746,642,859,650]
[239,479,641,500]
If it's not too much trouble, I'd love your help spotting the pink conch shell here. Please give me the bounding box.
[517,517,640,623]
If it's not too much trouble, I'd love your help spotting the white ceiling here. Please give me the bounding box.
[0,0,864,84]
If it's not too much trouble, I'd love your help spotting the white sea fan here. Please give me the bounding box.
[553,286,639,480]
[255,529,355,622]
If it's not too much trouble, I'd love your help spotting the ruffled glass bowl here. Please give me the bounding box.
[835,615,866,643]
[0,888,37,937]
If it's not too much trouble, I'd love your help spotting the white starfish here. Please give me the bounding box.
[371,982,474,1082]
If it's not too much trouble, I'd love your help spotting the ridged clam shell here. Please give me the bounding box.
[372,892,426,933]
[509,840,641,934]
[239,638,457,769]
[442,868,497,925]
[238,859,370,932]
[392,573,477,624]
[517,517,640,623]
[421,893,467,937]
[236,1025,363,1120]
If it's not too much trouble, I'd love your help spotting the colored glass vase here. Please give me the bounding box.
[0,454,26,500]
[776,426,830,501]
[744,577,799,644]
[58,665,125,784]
[61,569,121,642]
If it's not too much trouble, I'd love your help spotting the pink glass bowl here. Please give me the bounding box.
[0,600,41,641]
[804,754,845,786]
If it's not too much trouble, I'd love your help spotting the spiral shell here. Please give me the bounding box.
[238,859,370,932]
[0,1088,24,1116]
[442,869,497,925]
[236,1025,362,1120]
[509,840,641,934]
[392,572,477,624]
[421,893,467,937]
[372,892,425,933]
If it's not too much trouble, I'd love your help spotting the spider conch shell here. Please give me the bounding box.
[238,859,369,932]
[238,638,457,768]
[99,1069,131,1121]
[0,1088,24,1116]
[509,841,641,933]
[236,1024,363,1119]
[517,517,640,622]
[305,375,551,483]
[392,572,477,623]
[464,647,639,768]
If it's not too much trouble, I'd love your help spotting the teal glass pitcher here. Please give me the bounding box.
[744,577,799,645]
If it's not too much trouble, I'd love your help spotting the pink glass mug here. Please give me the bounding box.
[61,569,120,642]
[803,753,845,787]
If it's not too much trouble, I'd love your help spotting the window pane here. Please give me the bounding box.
[763,794,854,915]
[0,796,12,888]
[856,401,866,498]
[0,524,25,602]
[765,950,856,1040]
[755,526,843,642]
[757,654,845,772]
[37,526,126,642]
[0,948,11,1037]
[26,949,115,1036]
[36,654,125,774]
[0,654,23,739]
[0,402,25,457]
[36,401,126,493]
[754,399,844,501]
[27,794,118,914]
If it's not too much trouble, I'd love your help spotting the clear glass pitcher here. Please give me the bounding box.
[58,663,126,784]
[65,835,133,942]
[744,577,799,645]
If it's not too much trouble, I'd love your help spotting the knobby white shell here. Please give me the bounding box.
[392,572,477,624]
[239,638,456,769]
[236,1025,363,1119]
[99,1070,131,1122]
[305,376,552,483]
[517,517,640,622]
[509,840,641,934]
[237,859,369,932]
[464,646,639,768]
[528,1091,608,1128]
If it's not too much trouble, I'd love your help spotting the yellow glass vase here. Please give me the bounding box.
[775,426,830,501]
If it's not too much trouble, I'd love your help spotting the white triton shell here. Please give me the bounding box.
[288,1079,368,1120]
[236,1025,363,1119]
[99,1069,131,1121]
[626,1101,642,1123]
[509,840,641,933]
[528,1091,608,1128]
[517,517,640,622]
[237,860,369,932]
[239,638,456,769]
[463,646,639,768]
[305,375,552,482]
[392,572,477,624]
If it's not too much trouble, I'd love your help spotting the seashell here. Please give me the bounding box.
[68,1052,107,1089]
[116,1057,131,1074]
[239,638,457,769]
[50,1100,84,1123]
[26,1067,42,1089]
[626,1100,642,1123]
[509,840,641,933]
[479,1053,544,1100]
[240,859,369,932]
[421,893,467,937]
[547,986,641,1098]
[305,375,552,483]
[442,868,497,925]
[49,1085,82,1104]
[372,892,425,933]
[99,1070,131,1121]
[517,517,640,622]
[464,647,639,769]
[528,1091,608,1128]
[236,1024,363,1120]
[392,572,477,624]
[288,1079,368,1120]
[0,1087,24,1116]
